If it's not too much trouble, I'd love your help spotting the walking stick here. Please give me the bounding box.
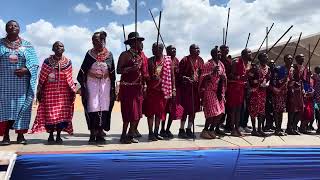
[301,35,320,76]
[306,36,320,67]
[274,36,293,63]
[149,9,166,48]
[122,24,127,51]
[266,27,268,54]
[252,23,274,62]
[266,25,293,54]
[223,28,225,45]
[224,8,230,45]
[156,11,162,47]
[245,33,251,49]
[308,44,312,93]
[293,32,302,58]
[191,80,195,141]
[135,0,137,33]
[134,0,138,49]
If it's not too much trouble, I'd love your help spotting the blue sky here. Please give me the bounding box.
[1,0,231,31]
[0,0,319,78]
[1,0,160,30]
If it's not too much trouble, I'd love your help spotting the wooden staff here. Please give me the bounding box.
[156,11,162,47]
[309,44,311,72]
[252,23,274,62]
[305,35,320,67]
[293,32,302,58]
[223,28,225,45]
[135,0,137,33]
[224,8,230,45]
[134,0,138,48]
[266,27,268,53]
[122,24,127,51]
[306,44,312,85]
[266,25,293,54]
[309,36,320,61]
[149,9,166,48]
[309,44,311,61]
[274,36,292,63]
[300,35,320,77]
[245,33,251,49]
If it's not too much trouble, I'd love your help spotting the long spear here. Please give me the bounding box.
[149,9,166,48]
[266,25,293,54]
[245,33,251,49]
[156,11,162,47]
[122,24,127,51]
[224,8,230,45]
[135,0,137,33]
[266,27,268,54]
[308,44,312,87]
[252,23,274,62]
[223,28,225,45]
[300,35,320,77]
[306,35,320,67]
[134,0,138,48]
[274,36,292,63]
[293,32,302,58]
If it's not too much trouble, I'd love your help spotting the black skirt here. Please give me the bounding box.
[87,111,111,131]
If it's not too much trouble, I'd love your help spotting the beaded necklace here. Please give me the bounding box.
[49,55,69,69]
[90,48,109,62]
[3,37,22,50]
[189,56,200,81]
[154,56,164,77]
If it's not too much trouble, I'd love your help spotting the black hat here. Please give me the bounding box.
[124,32,145,45]
[219,44,229,49]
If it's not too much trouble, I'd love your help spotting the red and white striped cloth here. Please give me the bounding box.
[161,55,172,99]
[31,57,76,134]
[199,60,226,118]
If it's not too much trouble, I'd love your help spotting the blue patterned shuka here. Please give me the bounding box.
[0,38,39,130]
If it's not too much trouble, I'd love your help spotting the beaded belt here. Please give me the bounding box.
[120,82,141,86]
[87,72,109,79]
[228,80,245,84]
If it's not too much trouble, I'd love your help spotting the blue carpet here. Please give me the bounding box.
[12,148,320,180]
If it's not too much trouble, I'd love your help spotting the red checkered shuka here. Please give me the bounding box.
[31,59,76,134]
[248,66,270,118]
[272,91,287,113]
[200,60,226,118]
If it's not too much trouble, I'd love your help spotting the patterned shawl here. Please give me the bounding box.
[161,56,172,99]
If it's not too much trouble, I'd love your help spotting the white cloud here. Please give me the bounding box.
[106,0,130,15]
[153,0,320,59]
[73,3,91,14]
[20,19,93,79]
[96,2,104,10]
[0,19,5,37]
[1,0,320,80]
[151,7,159,14]
[139,1,146,7]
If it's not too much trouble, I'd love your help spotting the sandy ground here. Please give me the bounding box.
[1,95,320,154]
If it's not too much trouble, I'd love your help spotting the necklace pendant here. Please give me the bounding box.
[48,72,56,82]
[9,54,18,64]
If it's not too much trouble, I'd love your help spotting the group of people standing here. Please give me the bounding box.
[0,20,116,145]
[0,20,319,146]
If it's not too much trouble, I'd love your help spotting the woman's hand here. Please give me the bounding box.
[37,91,42,102]
[15,67,30,77]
